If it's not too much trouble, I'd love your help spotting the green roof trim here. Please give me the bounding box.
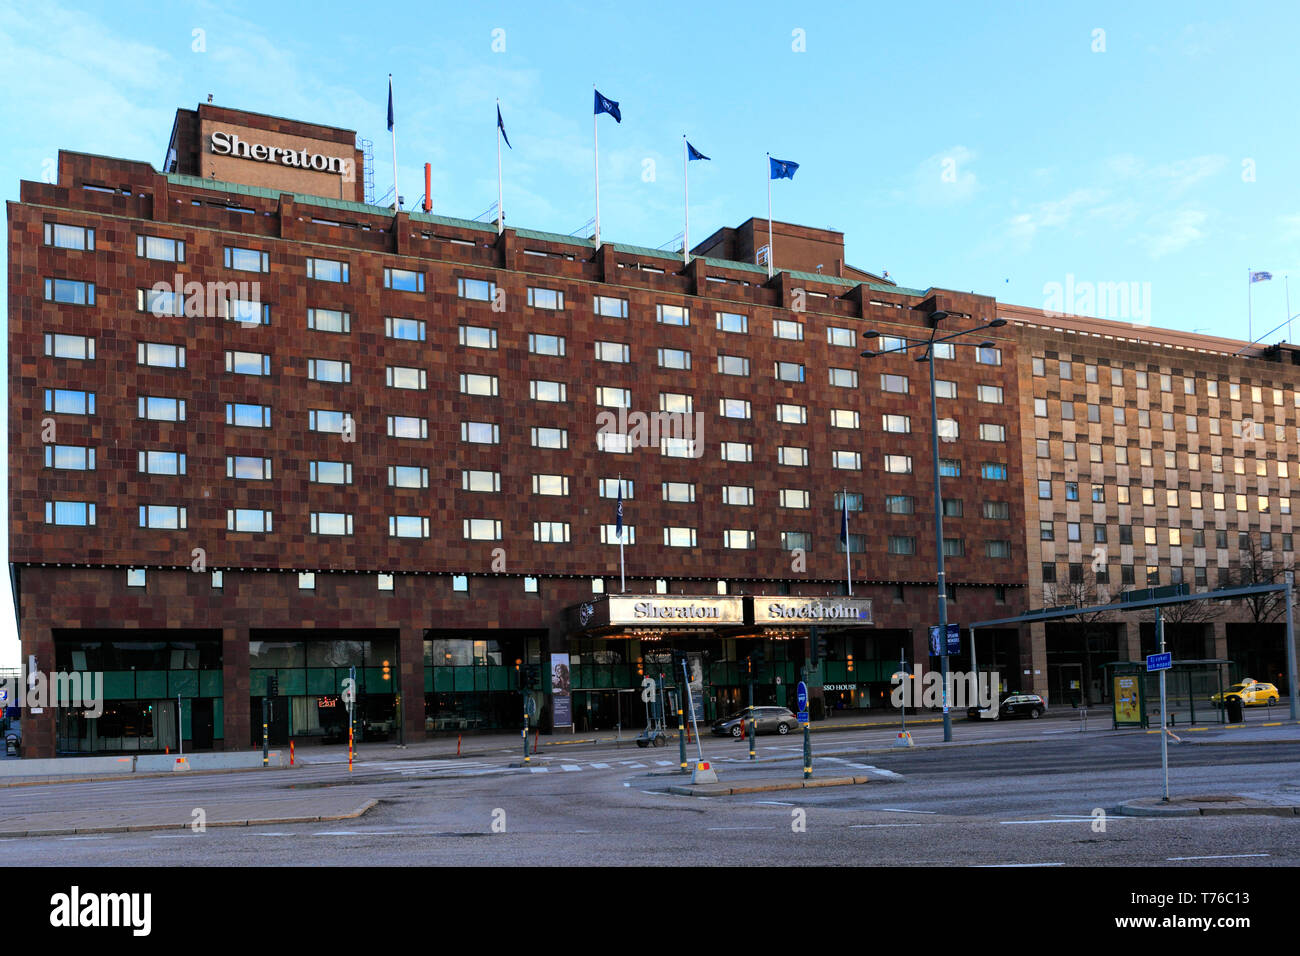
[784,269,857,288]
[607,242,684,263]
[514,227,595,249]
[408,210,497,233]
[700,256,768,276]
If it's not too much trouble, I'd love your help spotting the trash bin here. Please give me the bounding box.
[1225,697,1244,723]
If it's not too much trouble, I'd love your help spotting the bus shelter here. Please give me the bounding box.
[1102,659,1232,729]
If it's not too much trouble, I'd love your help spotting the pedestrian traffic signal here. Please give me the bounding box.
[381,659,391,681]
[809,628,829,666]
[753,644,766,667]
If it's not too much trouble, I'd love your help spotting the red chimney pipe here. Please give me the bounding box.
[423,164,432,212]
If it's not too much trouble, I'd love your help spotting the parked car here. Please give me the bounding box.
[967,693,1046,721]
[1211,679,1280,707]
[711,707,800,737]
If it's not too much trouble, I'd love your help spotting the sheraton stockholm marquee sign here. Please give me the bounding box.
[209,131,351,174]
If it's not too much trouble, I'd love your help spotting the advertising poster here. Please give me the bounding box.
[551,653,572,728]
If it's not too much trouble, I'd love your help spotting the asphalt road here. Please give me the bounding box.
[9,719,1300,866]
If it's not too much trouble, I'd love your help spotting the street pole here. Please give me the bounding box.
[927,346,953,742]
[799,667,811,780]
[676,677,687,771]
[1158,607,1169,802]
[178,692,183,757]
[1287,572,1298,721]
[682,659,705,763]
[747,663,756,760]
[261,688,269,768]
[900,647,907,737]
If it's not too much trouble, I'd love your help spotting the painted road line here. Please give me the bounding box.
[590,763,610,769]
[529,767,549,774]
[707,826,776,831]
[850,823,924,828]
[561,765,582,772]
[62,836,110,841]
[621,762,647,768]
[999,819,1127,825]
[975,862,1065,868]
[655,760,674,766]
[877,808,938,814]
[1167,853,1270,861]
[751,800,796,806]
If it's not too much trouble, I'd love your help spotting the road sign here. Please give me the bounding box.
[929,623,961,655]
[1146,652,1172,672]
[796,681,808,712]
[797,710,809,723]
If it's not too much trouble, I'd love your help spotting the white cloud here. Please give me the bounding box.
[1141,208,1208,258]
[906,145,978,206]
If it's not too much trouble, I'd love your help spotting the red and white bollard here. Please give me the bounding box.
[290,740,295,766]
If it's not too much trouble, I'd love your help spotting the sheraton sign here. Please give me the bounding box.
[209,130,350,174]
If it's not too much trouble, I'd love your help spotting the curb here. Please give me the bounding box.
[1116,799,1300,818]
[667,774,893,797]
[0,764,289,790]
[0,798,379,838]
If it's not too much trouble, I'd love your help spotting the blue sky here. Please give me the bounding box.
[1,0,1297,664]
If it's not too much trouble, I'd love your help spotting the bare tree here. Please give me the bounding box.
[1226,532,1294,625]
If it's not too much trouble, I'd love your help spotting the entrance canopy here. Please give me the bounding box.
[567,594,874,639]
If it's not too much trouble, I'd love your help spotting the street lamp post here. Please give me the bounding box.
[862,311,1007,744]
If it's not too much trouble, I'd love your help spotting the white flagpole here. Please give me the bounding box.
[1287,275,1292,343]
[593,85,601,248]
[496,99,504,236]
[683,136,690,267]
[844,489,852,596]
[389,74,398,211]
[618,474,625,593]
[766,153,774,278]
[1248,267,1253,343]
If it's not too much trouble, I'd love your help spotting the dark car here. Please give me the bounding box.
[711,706,800,738]
[967,692,1046,721]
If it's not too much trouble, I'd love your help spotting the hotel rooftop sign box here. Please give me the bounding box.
[209,130,351,175]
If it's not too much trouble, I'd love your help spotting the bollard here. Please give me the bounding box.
[457,734,462,757]
[534,728,540,755]
[290,740,295,767]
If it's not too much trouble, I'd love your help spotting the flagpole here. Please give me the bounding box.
[496,99,504,236]
[1248,267,1253,343]
[389,74,398,211]
[618,474,625,593]
[766,153,774,278]
[1287,275,1292,343]
[683,136,689,267]
[844,489,852,596]
[593,85,601,249]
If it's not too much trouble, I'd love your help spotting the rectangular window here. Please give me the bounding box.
[935,380,957,399]
[976,346,1002,365]
[45,501,96,526]
[458,277,496,301]
[888,536,915,555]
[384,267,424,292]
[307,308,350,333]
[462,421,501,444]
[723,529,756,550]
[594,295,628,318]
[137,395,184,421]
[527,287,564,310]
[464,519,504,541]
[311,513,354,536]
[137,450,183,475]
[832,451,861,470]
[722,486,754,506]
[660,393,694,415]
[307,409,350,434]
[880,374,908,394]
[225,350,270,376]
[715,312,748,334]
[830,409,858,429]
[600,479,633,499]
[827,367,856,388]
[827,327,856,348]
[530,380,568,403]
[663,527,698,548]
[721,441,752,462]
[462,470,501,493]
[46,445,95,470]
[225,402,268,428]
[977,385,1003,404]
[389,366,430,390]
[656,304,689,326]
[139,505,187,530]
[387,465,428,489]
[312,461,353,485]
[227,509,272,533]
[882,414,911,434]
[45,278,95,305]
[227,456,272,480]
[718,354,750,376]
[596,386,632,408]
[595,341,630,363]
[137,235,184,262]
[533,521,571,543]
[389,416,428,439]
[45,333,95,360]
[532,474,569,496]
[981,463,1007,481]
[530,333,566,356]
[386,317,426,341]
[781,532,811,552]
[772,318,803,340]
[601,525,636,545]
[308,358,351,383]
[458,325,497,349]
[659,348,691,369]
[885,495,914,515]
[982,500,1009,520]
[780,490,810,509]
[306,257,349,283]
[778,446,809,467]
[389,515,431,539]
[222,297,269,325]
[884,455,912,474]
[531,426,567,449]
[137,342,184,368]
[720,398,752,419]
[45,223,94,250]
[979,423,1006,442]
[224,247,269,272]
[940,459,961,477]
[662,482,695,503]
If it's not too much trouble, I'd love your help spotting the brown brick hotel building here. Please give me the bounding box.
[9,104,1296,757]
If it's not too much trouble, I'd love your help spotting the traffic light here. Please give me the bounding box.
[753,644,766,667]
[525,664,542,689]
[381,659,391,682]
[809,628,828,666]
[847,653,855,674]
[515,658,524,690]
[267,676,279,698]
[637,657,644,678]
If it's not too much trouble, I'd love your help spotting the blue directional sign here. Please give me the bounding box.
[796,681,809,723]
[929,623,962,655]
[1146,652,1172,672]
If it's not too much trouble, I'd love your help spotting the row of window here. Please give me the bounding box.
[1037,479,1296,513]
[38,499,1015,557]
[1033,356,1300,406]
[1035,399,1300,434]
[1041,522,1297,548]
[1036,441,1300,471]
[1044,562,1284,587]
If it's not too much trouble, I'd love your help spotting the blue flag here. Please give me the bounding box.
[686,141,710,162]
[387,77,394,132]
[594,89,621,123]
[616,482,624,540]
[769,156,799,180]
[1251,271,1273,283]
[497,104,511,149]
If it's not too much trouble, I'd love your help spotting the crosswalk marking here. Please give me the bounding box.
[590,762,610,769]
[654,760,673,766]
[561,765,582,772]
[529,766,549,773]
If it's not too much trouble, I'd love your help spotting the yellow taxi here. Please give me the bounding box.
[1211,678,1281,707]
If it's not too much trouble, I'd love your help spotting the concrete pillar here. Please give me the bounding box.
[1210,620,1228,661]
[399,627,426,744]
[20,625,57,759]
[1026,621,1048,700]
[1122,619,1142,662]
[221,625,250,751]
